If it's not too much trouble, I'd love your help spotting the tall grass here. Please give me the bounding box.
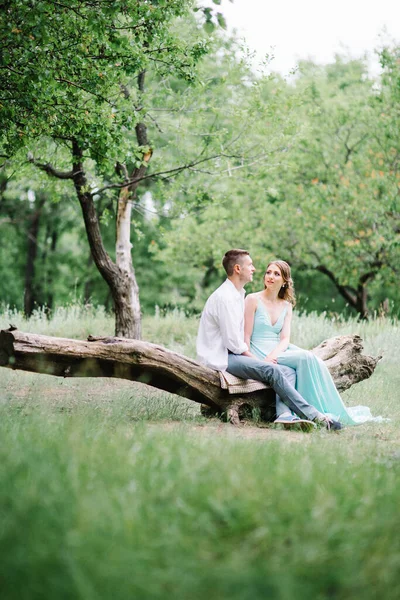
[0,303,113,339]
[0,306,399,599]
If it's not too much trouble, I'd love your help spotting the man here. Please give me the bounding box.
[196,249,342,430]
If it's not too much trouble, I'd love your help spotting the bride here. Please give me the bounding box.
[244,260,374,425]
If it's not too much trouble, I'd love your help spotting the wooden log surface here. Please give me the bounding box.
[0,329,381,423]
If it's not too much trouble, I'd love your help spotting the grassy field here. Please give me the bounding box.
[0,305,399,599]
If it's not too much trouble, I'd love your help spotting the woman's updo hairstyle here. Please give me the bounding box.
[264,260,296,306]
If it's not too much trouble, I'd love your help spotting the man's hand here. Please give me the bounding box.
[242,350,257,359]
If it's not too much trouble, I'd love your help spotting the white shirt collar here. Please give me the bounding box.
[225,278,245,297]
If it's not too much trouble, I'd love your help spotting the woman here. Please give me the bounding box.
[244,260,372,425]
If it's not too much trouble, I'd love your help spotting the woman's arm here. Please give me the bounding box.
[244,294,258,350]
[266,303,292,361]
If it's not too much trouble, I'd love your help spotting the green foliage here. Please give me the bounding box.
[0,161,109,310]
[1,1,250,319]
[271,57,400,302]
[155,52,400,317]
[1,2,399,318]
[196,0,230,33]
[0,0,198,160]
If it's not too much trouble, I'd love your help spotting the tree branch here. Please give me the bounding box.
[27,154,78,180]
[344,133,368,163]
[359,269,380,286]
[316,264,358,308]
[0,330,381,420]
[92,153,237,197]
[55,78,112,104]
[137,70,146,94]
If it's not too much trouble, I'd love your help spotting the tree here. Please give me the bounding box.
[2,0,300,330]
[1,0,215,337]
[270,56,400,318]
[149,67,306,310]
[0,164,94,312]
[0,328,381,425]
[156,54,400,318]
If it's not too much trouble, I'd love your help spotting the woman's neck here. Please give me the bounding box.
[261,288,281,302]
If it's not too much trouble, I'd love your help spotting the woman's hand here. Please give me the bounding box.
[264,353,278,364]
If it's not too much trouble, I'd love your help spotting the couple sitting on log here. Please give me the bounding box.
[196,249,373,431]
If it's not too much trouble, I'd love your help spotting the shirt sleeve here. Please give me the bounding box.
[217,296,248,355]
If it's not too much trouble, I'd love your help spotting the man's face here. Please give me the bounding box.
[238,255,256,284]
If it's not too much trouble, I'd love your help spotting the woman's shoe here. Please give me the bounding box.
[314,415,343,431]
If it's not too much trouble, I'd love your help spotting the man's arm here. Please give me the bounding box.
[217,297,251,356]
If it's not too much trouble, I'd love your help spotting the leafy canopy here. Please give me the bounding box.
[0,0,208,163]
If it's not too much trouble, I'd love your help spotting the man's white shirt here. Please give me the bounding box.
[196,279,248,370]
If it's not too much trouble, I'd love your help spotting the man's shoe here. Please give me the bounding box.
[274,414,316,431]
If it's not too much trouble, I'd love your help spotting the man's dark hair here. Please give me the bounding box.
[222,249,249,276]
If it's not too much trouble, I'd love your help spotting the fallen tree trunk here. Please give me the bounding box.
[0,329,381,424]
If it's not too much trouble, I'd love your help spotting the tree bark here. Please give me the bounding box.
[0,329,381,424]
[113,70,153,339]
[115,177,143,339]
[41,205,60,311]
[71,140,143,339]
[24,195,45,317]
[68,70,152,341]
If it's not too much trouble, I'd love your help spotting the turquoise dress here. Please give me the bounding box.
[250,300,361,425]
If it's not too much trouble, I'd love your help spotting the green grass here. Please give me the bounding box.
[0,306,400,599]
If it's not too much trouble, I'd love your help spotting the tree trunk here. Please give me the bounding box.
[41,215,59,312]
[24,195,45,317]
[83,253,94,304]
[71,141,143,339]
[111,71,153,339]
[0,329,381,424]
[316,264,376,320]
[115,186,141,339]
[29,143,146,340]
[356,283,369,320]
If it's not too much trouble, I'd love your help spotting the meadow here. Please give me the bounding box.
[0,305,399,600]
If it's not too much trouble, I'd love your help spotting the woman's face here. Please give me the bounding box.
[264,263,284,290]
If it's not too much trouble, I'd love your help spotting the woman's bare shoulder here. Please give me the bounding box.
[284,300,293,313]
[245,292,261,305]
[245,291,261,300]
